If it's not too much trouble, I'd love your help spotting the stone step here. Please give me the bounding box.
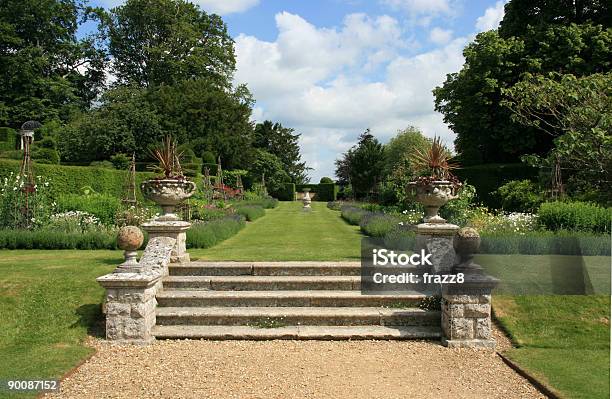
[156,290,426,308]
[170,261,362,276]
[152,325,443,340]
[162,276,361,291]
[155,306,440,327]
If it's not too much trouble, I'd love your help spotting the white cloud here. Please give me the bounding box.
[475,0,506,32]
[235,12,467,181]
[381,0,452,16]
[193,0,259,15]
[429,27,453,44]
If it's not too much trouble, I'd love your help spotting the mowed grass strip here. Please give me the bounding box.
[191,201,363,261]
[494,295,610,399]
[0,250,118,399]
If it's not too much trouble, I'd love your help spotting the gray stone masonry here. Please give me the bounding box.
[97,236,176,344]
[141,220,190,264]
[441,274,499,348]
[415,223,459,274]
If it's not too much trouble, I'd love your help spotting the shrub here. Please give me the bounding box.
[240,197,278,209]
[32,148,60,164]
[495,179,544,212]
[0,228,117,250]
[341,206,369,225]
[89,160,114,169]
[480,231,610,256]
[383,227,416,251]
[320,177,334,184]
[186,215,246,248]
[538,201,611,233]
[234,205,265,221]
[38,137,57,149]
[276,183,295,201]
[56,193,122,226]
[360,213,400,237]
[110,153,131,170]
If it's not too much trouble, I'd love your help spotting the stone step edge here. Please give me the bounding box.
[152,325,443,340]
[156,290,427,299]
[156,306,437,318]
[186,261,362,267]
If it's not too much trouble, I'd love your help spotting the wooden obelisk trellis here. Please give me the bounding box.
[16,121,41,229]
[235,174,244,200]
[215,156,226,200]
[202,167,213,203]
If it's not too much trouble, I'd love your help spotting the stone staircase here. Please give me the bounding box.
[152,261,442,340]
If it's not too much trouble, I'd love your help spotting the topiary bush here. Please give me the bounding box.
[234,205,265,221]
[495,179,544,212]
[359,213,400,237]
[32,148,60,164]
[110,153,131,170]
[538,201,611,233]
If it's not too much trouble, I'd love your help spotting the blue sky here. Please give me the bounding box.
[87,0,507,181]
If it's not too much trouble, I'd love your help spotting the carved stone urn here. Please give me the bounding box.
[141,179,196,221]
[406,180,459,224]
[303,188,312,209]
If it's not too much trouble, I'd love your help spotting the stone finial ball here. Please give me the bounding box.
[454,227,481,255]
[117,226,144,251]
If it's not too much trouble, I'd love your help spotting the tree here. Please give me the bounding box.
[434,23,611,164]
[319,177,333,184]
[0,0,107,128]
[338,130,385,199]
[499,0,611,38]
[503,73,612,200]
[249,149,291,197]
[106,0,235,88]
[253,121,310,183]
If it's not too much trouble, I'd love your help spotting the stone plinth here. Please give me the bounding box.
[441,273,499,348]
[141,220,190,264]
[97,236,176,344]
[415,223,459,274]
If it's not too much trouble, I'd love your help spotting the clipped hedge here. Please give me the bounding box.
[234,205,265,221]
[455,163,539,208]
[276,183,295,201]
[296,183,338,201]
[480,231,610,256]
[360,213,400,237]
[0,229,117,250]
[0,127,17,152]
[186,215,246,248]
[0,159,155,199]
[538,201,611,234]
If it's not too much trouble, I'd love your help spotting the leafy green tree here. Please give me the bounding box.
[249,149,291,197]
[253,120,309,183]
[0,0,107,127]
[319,177,333,184]
[503,73,611,200]
[106,0,235,88]
[434,23,611,164]
[499,0,611,38]
[339,130,385,199]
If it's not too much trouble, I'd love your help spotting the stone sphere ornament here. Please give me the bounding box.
[116,226,144,273]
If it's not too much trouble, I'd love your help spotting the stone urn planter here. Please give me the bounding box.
[141,179,196,221]
[302,188,312,209]
[406,180,459,224]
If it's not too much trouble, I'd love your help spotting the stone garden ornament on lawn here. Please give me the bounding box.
[303,188,312,209]
[116,225,145,273]
[140,136,196,264]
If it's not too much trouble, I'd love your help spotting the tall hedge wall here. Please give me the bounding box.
[296,183,338,202]
[455,163,539,208]
[0,128,17,152]
[276,183,296,201]
[0,159,155,199]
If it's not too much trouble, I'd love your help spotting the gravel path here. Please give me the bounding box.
[45,329,543,399]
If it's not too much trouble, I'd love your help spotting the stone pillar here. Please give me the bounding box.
[441,275,498,348]
[441,227,499,348]
[415,223,459,273]
[97,236,176,344]
[141,220,191,264]
[97,272,161,344]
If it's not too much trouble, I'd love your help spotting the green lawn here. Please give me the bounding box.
[191,201,363,261]
[494,294,610,399]
[0,250,118,398]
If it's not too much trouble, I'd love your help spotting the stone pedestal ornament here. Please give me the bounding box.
[441,227,499,349]
[115,226,144,273]
[302,188,312,209]
[140,179,196,264]
[415,223,459,274]
[406,180,458,224]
